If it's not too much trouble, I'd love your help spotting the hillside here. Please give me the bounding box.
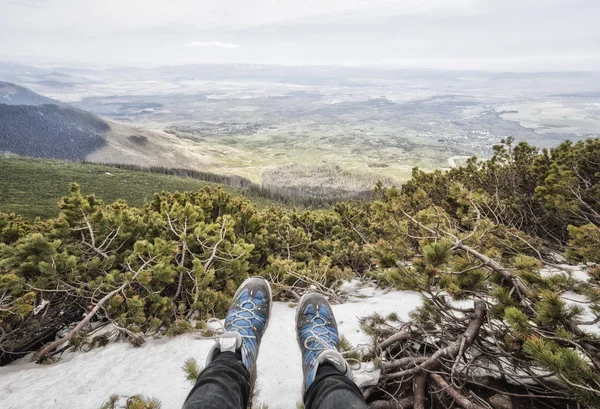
[86,121,220,170]
[0,81,221,170]
[0,82,402,201]
[0,104,109,159]
[0,101,220,169]
[0,157,269,219]
[0,81,109,160]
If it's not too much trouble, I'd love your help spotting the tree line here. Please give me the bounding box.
[96,162,372,206]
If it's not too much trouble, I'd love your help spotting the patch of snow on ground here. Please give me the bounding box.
[540,264,590,282]
[561,291,600,336]
[540,264,598,335]
[0,281,422,409]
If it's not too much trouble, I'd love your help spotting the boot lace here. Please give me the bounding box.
[208,299,265,340]
[303,312,337,351]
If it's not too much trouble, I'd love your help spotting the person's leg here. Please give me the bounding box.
[183,351,250,409]
[296,293,369,409]
[183,277,272,409]
[304,363,368,409]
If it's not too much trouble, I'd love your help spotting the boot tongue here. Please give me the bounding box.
[317,349,349,375]
[217,332,243,353]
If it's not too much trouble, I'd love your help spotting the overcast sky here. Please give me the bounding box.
[1,0,599,71]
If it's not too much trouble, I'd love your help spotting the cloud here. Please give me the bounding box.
[185,41,240,49]
[0,0,598,70]
[0,0,479,33]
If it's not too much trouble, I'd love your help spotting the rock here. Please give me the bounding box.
[489,394,512,409]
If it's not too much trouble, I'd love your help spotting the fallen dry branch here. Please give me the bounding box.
[378,331,410,350]
[34,287,119,362]
[430,373,486,409]
[385,300,486,380]
[412,373,427,409]
[369,397,414,409]
[380,357,428,372]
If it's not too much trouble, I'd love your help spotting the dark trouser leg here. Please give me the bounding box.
[183,351,250,409]
[304,364,369,409]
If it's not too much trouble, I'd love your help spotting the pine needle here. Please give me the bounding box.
[182,358,202,384]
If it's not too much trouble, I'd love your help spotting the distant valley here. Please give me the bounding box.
[2,63,600,198]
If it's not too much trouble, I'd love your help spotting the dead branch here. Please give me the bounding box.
[369,397,414,409]
[385,301,486,379]
[412,373,427,409]
[380,357,428,372]
[379,331,410,350]
[284,269,343,303]
[430,373,486,409]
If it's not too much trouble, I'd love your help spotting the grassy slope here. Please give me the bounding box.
[0,157,273,219]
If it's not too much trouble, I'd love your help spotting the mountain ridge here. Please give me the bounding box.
[0,81,59,106]
[0,81,218,170]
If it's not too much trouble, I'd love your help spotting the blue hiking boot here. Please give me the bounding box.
[296,292,352,394]
[206,276,272,389]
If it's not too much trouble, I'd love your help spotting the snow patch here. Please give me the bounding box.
[540,264,590,282]
[561,290,600,336]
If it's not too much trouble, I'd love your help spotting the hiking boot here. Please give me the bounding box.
[206,276,272,388]
[296,292,352,394]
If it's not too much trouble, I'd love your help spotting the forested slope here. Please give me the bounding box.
[0,158,271,219]
[0,138,599,407]
[0,104,108,160]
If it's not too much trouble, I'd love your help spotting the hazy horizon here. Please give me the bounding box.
[2,59,600,74]
[1,0,599,72]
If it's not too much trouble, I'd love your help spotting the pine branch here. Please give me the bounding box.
[34,258,155,362]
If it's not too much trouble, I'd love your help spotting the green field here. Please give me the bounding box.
[0,157,272,219]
